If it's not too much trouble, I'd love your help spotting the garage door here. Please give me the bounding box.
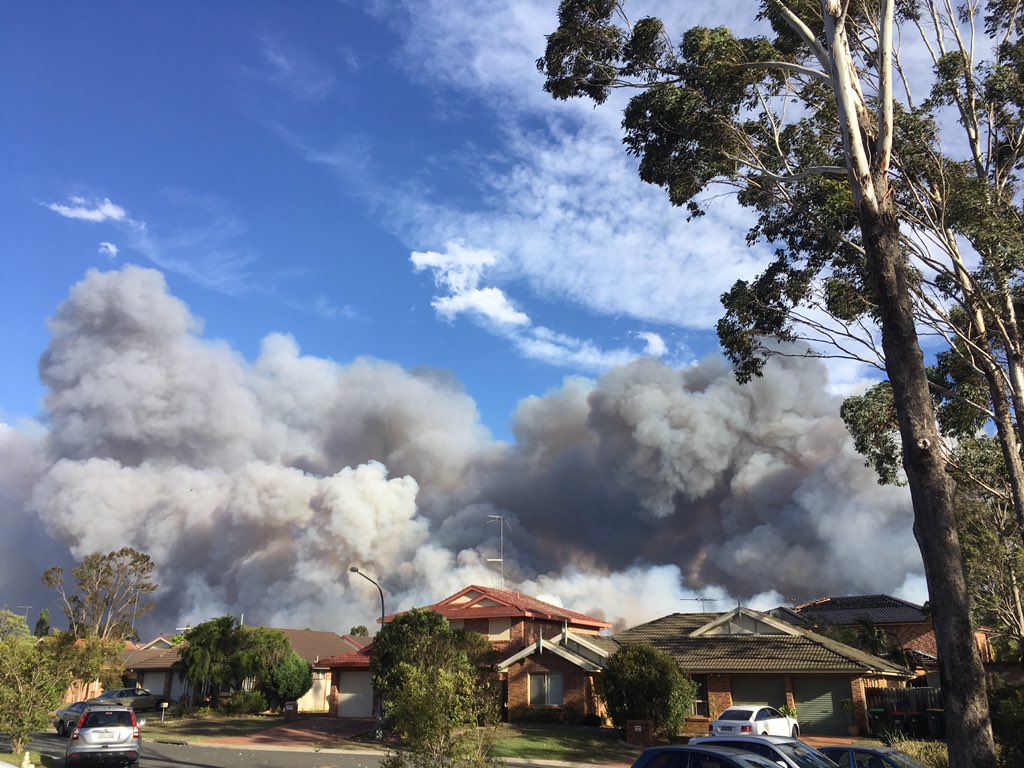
[337,670,374,718]
[730,677,787,708]
[792,677,850,735]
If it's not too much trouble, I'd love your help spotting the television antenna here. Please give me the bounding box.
[681,597,721,611]
[486,515,512,589]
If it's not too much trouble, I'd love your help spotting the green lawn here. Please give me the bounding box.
[487,723,641,764]
[0,752,60,768]
[141,714,284,741]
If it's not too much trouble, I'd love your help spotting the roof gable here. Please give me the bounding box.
[396,585,611,631]
[616,608,912,677]
[691,607,801,637]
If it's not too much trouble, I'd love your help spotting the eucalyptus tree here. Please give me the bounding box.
[536,0,1024,763]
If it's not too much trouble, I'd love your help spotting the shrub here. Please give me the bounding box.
[883,736,948,768]
[601,643,696,738]
[222,690,268,715]
[990,684,1024,767]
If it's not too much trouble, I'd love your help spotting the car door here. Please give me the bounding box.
[762,707,787,736]
[819,748,852,767]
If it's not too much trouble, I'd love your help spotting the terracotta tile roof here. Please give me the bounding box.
[615,611,911,676]
[789,595,929,626]
[122,645,181,671]
[399,585,611,630]
[321,644,374,669]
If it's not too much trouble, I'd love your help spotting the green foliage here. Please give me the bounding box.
[373,609,499,768]
[175,616,243,699]
[264,650,313,708]
[42,547,157,641]
[381,658,499,768]
[600,643,696,737]
[0,610,30,641]
[883,736,949,768]
[236,626,290,685]
[349,625,369,637]
[47,632,127,689]
[990,684,1024,766]
[222,690,268,716]
[0,630,70,753]
[33,608,51,638]
[371,608,453,696]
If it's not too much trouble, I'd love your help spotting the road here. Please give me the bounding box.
[28,732,568,768]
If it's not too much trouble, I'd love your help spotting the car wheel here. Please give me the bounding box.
[57,721,66,736]
[791,725,799,737]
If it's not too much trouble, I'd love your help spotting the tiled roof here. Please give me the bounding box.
[321,644,373,669]
[275,628,364,666]
[395,585,612,630]
[122,645,181,671]
[790,595,929,626]
[615,611,911,676]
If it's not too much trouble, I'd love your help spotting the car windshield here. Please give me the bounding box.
[719,709,754,720]
[82,711,133,728]
[776,743,839,768]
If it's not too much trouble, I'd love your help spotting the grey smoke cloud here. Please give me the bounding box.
[5,266,919,634]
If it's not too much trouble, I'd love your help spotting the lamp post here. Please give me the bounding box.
[349,565,385,737]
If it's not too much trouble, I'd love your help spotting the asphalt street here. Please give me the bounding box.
[27,731,573,768]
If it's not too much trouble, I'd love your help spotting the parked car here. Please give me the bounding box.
[690,735,840,768]
[54,700,90,736]
[631,744,796,768]
[65,705,142,768]
[90,687,165,711]
[709,705,800,737]
[818,746,929,768]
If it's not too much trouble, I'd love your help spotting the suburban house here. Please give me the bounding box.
[323,584,614,722]
[615,606,914,735]
[121,627,369,712]
[773,594,993,685]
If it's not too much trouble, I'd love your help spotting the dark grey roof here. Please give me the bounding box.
[615,611,911,676]
[789,595,929,626]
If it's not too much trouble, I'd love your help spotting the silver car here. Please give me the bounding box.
[54,700,89,737]
[65,705,142,768]
[690,735,840,768]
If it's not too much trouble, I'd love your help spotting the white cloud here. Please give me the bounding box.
[98,242,119,259]
[635,332,667,357]
[257,36,335,102]
[46,196,129,223]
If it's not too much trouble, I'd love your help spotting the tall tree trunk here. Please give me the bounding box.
[860,203,996,766]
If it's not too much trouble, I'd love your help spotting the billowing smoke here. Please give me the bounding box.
[5,266,918,634]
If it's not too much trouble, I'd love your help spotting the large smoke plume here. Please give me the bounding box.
[3,266,919,633]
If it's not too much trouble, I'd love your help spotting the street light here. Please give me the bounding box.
[349,565,385,737]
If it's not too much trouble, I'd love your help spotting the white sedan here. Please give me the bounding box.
[710,705,800,737]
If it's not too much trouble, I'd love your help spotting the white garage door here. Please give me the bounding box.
[337,670,374,718]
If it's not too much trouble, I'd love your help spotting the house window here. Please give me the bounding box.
[529,673,563,707]
[691,675,709,717]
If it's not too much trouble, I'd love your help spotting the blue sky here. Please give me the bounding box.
[1,2,930,631]
[0,0,770,439]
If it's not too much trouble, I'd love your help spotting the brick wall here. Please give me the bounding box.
[890,623,937,656]
[707,674,732,720]
[505,652,600,722]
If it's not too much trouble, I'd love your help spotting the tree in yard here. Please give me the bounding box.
[42,546,157,641]
[33,608,51,638]
[175,615,242,705]
[601,644,696,738]
[538,1,1016,762]
[350,625,369,637]
[235,625,291,688]
[0,609,30,640]
[373,609,499,768]
[0,613,70,754]
[263,650,313,709]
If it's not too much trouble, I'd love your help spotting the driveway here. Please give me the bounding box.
[202,717,378,748]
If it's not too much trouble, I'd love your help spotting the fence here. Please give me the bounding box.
[866,686,941,713]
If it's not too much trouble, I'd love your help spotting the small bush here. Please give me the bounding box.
[221,690,268,715]
[990,684,1024,767]
[884,736,948,768]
